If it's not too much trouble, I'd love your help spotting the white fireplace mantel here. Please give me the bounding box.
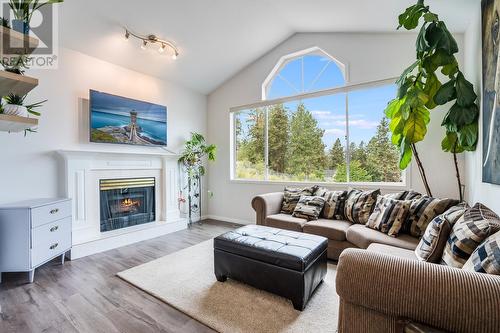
[57,149,187,259]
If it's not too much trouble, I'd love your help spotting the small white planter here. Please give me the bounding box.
[3,104,28,117]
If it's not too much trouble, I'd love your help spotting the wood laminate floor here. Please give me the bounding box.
[0,219,240,333]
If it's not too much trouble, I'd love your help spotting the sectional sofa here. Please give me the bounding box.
[252,191,419,260]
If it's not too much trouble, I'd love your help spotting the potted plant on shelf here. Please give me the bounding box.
[178,132,216,226]
[1,17,11,29]
[9,0,64,35]
[3,93,46,118]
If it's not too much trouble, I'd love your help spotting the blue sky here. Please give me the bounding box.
[90,90,167,123]
[266,55,396,148]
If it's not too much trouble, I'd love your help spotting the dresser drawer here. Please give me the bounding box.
[31,217,71,267]
[31,200,71,228]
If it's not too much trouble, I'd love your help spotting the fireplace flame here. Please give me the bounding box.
[121,198,140,208]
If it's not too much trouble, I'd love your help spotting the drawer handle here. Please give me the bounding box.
[50,208,59,214]
[50,226,59,232]
[49,243,59,250]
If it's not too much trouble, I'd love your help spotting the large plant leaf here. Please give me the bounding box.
[398,3,428,30]
[455,72,477,106]
[434,78,456,105]
[441,131,464,153]
[399,140,413,169]
[442,103,479,127]
[416,24,430,54]
[423,72,441,109]
[402,105,430,145]
[396,61,418,89]
[457,122,478,149]
[422,49,456,73]
[424,21,459,55]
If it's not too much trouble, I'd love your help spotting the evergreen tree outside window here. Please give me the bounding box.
[232,48,403,184]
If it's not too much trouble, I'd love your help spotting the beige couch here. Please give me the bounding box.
[336,245,500,333]
[251,192,419,260]
[252,192,500,332]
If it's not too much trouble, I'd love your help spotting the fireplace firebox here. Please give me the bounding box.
[99,177,156,232]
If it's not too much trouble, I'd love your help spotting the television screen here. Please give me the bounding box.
[89,90,167,146]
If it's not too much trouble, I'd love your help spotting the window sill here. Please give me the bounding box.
[229,179,408,191]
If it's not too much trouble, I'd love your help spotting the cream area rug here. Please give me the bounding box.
[117,240,339,333]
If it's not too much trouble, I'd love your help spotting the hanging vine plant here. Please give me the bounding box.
[385,0,479,200]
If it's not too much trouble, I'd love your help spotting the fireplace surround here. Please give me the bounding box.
[57,150,187,259]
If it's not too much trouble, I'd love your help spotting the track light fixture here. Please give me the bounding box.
[124,28,179,59]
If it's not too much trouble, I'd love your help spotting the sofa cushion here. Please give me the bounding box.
[303,219,352,241]
[366,196,412,237]
[441,203,500,268]
[344,189,381,224]
[462,231,500,275]
[317,189,348,220]
[367,243,417,261]
[266,213,308,232]
[415,204,468,263]
[385,190,422,201]
[292,195,326,221]
[280,186,318,214]
[404,196,460,237]
[346,224,419,250]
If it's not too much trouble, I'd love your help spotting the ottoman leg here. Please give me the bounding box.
[291,297,305,311]
[215,274,227,282]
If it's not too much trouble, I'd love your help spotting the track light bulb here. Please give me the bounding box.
[159,44,166,53]
[124,30,130,40]
[141,40,148,50]
[172,52,178,60]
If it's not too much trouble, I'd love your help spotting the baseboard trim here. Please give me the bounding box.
[202,215,253,225]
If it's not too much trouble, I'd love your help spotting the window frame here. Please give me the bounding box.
[230,77,411,189]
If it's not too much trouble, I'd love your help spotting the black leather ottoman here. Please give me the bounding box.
[214,225,328,311]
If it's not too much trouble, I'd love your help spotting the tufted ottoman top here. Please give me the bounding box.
[214,225,328,271]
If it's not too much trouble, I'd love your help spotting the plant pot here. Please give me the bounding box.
[4,104,28,117]
[12,19,29,35]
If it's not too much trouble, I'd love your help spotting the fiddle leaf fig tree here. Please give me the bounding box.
[385,0,479,200]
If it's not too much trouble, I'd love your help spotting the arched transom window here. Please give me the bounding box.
[231,47,404,186]
[263,47,346,100]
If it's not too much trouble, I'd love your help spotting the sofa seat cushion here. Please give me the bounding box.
[266,213,308,232]
[367,243,417,261]
[214,225,328,271]
[303,219,352,241]
[346,224,419,250]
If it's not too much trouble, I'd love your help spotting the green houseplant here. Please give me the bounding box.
[9,0,64,34]
[178,132,216,225]
[385,0,479,200]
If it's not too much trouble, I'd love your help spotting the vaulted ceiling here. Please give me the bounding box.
[59,0,478,94]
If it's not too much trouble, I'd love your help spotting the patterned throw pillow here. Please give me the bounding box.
[344,189,381,224]
[317,189,348,220]
[404,197,460,237]
[415,204,468,263]
[384,190,422,201]
[281,186,318,214]
[462,232,500,275]
[366,196,412,237]
[441,203,500,268]
[292,195,326,221]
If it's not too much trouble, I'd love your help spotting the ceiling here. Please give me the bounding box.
[59,0,478,94]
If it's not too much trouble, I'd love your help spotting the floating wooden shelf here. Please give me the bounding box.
[0,114,38,132]
[0,70,38,96]
[0,26,39,55]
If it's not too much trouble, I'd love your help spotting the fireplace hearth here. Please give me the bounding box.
[99,177,156,232]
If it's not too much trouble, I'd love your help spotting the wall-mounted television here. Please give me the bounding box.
[89,90,167,147]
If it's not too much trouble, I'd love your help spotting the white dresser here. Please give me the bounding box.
[0,198,72,283]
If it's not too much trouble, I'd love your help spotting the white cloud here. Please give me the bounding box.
[331,119,379,129]
[310,110,346,121]
[324,128,346,136]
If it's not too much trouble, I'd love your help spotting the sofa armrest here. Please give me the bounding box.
[251,192,284,226]
[336,249,500,333]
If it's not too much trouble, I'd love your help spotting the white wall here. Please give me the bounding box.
[0,48,207,211]
[207,32,465,224]
[463,1,500,212]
